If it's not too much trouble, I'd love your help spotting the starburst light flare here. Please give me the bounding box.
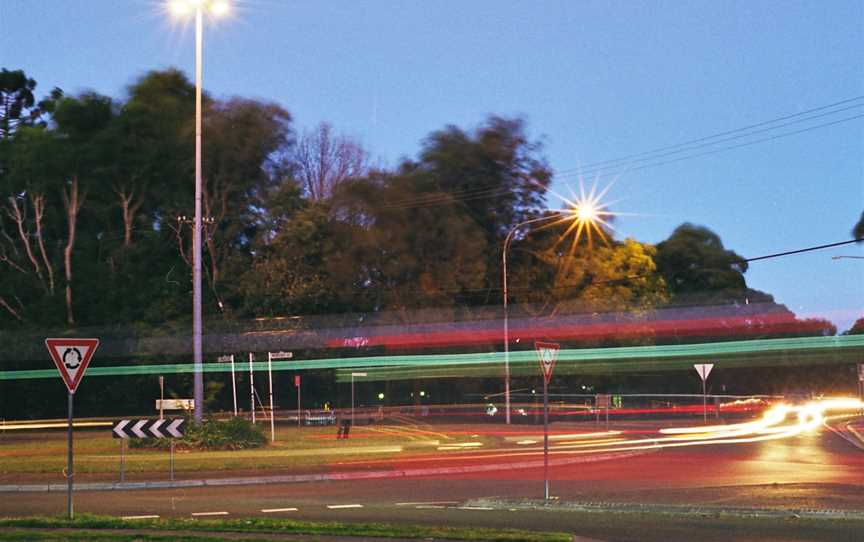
[537,178,618,256]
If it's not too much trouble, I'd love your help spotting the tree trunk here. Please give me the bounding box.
[32,194,55,294]
[0,296,23,321]
[62,176,82,326]
[116,187,143,248]
[7,196,47,291]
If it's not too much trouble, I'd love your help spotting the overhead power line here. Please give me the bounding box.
[334,95,864,212]
[744,238,864,262]
[556,113,864,181]
[555,94,864,177]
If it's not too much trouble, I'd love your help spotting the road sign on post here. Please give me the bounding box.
[112,419,186,439]
[46,338,99,521]
[694,364,714,423]
[46,338,99,393]
[535,341,560,501]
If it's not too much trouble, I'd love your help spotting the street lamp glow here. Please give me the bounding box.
[168,0,230,18]
[211,1,230,16]
[575,202,597,221]
[168,0,191,15]
[500,183,617,424]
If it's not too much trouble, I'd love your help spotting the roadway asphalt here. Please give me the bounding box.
[2,427,862,540]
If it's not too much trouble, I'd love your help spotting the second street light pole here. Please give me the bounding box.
[502,215,563,425]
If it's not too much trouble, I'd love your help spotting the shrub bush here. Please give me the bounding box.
[130,416,267,450]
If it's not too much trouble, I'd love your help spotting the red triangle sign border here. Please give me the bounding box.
[535,340,560,384]
[45,338,99,394]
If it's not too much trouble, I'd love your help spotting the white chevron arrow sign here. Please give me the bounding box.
[112,420,130,438]
[166,419,185,438]
[131,419,148,438]
[149,419,165,439]
[112,419,186,439]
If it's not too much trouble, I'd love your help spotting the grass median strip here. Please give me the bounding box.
[0,514,572,542]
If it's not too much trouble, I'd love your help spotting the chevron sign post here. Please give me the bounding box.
[112,418,185,439]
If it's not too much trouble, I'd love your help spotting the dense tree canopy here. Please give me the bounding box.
[0,67,838,346]
[2,67,856,421]
[853,211,864,240]
[655,223,748,305]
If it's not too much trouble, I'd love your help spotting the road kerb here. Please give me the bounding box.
[464,498,864,521]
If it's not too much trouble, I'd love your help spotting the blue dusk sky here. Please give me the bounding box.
[1,0,862,330]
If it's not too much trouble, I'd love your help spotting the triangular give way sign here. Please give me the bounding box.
[46,338,99,393]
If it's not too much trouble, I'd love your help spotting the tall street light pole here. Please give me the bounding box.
[502,197,606,424]
[168,0,230,424]
[502,214,565,425]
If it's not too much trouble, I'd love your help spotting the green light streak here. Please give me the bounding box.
[1,334,862,382]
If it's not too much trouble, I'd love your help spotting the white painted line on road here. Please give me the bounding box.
[121,515,159,520]
[458,506,494,511]
[262,507,298,513]
[191,511,229,517]
[327,504,363,509]
[415,505,446,509]
[395,501,459,506]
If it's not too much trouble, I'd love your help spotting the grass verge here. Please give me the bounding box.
[0,515,570,542]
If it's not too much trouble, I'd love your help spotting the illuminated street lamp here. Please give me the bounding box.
[502,198,610,424]
[168,0,230,424]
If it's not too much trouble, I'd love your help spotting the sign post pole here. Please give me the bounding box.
[296,375,301,429]
[693,364,714,424]
[265,352,292,442]
[535,341,560,501]
[159,376,164,420]
[218,355,238,417]
[542,367,549,500]
[66,391,74,519]
[120,438,125,483]
[46,337,99,521]
[268,353,275,442]
[249,353,255,423]
[231,355,237,416]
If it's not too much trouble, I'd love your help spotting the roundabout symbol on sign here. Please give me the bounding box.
[63,348,83,370]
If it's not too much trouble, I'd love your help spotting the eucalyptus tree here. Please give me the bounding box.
[0,91,114,325]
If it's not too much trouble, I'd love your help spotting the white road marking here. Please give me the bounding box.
[395,501,459,506]
[121,515,159,520]
[415,505,446,509]
[191,511,229,517]
[326,504,363,509]
[458,506,494,511]
[261,507,298,513]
